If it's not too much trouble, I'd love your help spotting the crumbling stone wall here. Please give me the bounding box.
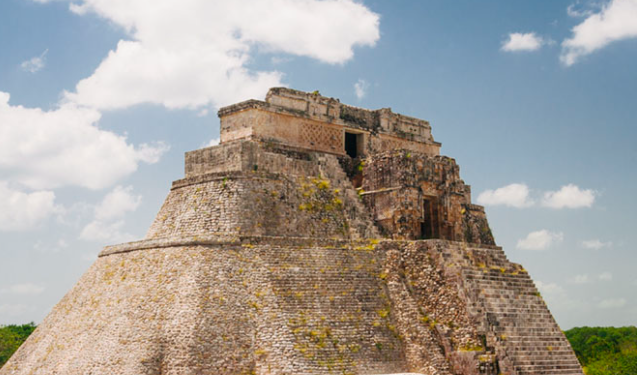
[362,150,494,244]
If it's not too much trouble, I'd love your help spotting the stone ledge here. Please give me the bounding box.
[99,236,502,258]
[171,170,282,190]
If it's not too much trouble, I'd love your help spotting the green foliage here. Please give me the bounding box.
[565,326,637,375]
[0,323,37,368]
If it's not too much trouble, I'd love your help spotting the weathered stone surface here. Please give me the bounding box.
[1,88,583,375]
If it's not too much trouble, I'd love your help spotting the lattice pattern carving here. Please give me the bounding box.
[300,122,342,151]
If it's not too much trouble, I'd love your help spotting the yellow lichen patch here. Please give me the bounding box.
[460,344,484,352]
[376,308,390,319]
[316,180,330,190]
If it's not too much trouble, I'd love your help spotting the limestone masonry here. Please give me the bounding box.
[2,88,584,375]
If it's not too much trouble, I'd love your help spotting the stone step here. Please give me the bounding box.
[514,364,583,375]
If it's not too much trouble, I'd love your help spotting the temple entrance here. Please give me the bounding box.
[345,132,361,158]
[421,197,440,239]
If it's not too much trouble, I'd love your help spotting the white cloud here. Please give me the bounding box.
[598,272,613,281]
[542,184,595,208]
[12,0,376,235]
[568,272,613,284]
[80,185,141,243]
[0,182,57,231]
[517,229,564,250]
[598,298,626,309]
[0,283,45,295]
[80,219,136,243]
[477,183,533,208]
[94,185,141,221]
[561,0,637,66]
[0,92,167,190]
[62,0,380,111]
[535,280,566,296]
[20,49,48,73]
[135,142,170,164]
[501,32,544,52]
[477,183,595,209]
[582,239,612,249]
[354,79,369,100]
[567,2,598,18]
[205,138,220,148]
[568,274,591,284]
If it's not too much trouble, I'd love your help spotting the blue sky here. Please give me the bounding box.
[0,0,635,329]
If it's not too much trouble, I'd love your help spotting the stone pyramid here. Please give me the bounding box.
[1,88,583,375]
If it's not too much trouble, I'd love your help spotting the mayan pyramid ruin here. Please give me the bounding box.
[2,88,584,375]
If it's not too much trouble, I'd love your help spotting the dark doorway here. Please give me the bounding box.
[345,132,359,158]
[421,197,440,239]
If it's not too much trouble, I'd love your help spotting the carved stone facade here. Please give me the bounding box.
[1,88,583,375]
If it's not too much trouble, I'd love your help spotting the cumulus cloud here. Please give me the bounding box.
[561,0,637,66]
[354,79,369,100]
[80,220,136,243]
[598,272,613,281]
[0,92,167,190]
[205,138,220,148]
[478,183,596,210]
[535,280,567,296]
[501,32,545,52]
[20,49,48,73]
[94,185,142,221]
[62,0,380,111]
[568,274,591,284]
[541,184,595,208]
[11,0,377,236]
[517,229,564,250]
[568,272,613,284]
[0,182,58,231]
[0,283,45,295]
[477,183,534,208]
[567,2,598,18]
[80,186,141,243]
[598,298,626,309]
[581,239,612,249]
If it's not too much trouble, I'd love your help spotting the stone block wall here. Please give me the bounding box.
[217,88,442,158]
[149,142,378,241]
[2,240,408,375]
[2,237,582,375]
[361,150,494,244]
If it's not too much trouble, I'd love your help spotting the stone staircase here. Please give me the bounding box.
[258,245,407,375]
[448,243,584,375]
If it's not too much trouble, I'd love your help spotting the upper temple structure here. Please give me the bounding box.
[2,88,583,375]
